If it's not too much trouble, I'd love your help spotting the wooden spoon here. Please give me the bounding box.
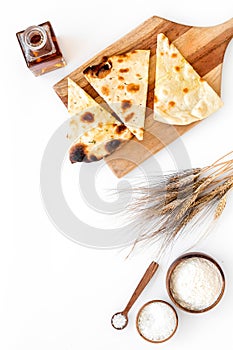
[111,261,159,330]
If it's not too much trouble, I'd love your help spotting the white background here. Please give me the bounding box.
[2,1,233,349]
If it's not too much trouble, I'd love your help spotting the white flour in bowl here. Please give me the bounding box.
[169,256,224,311]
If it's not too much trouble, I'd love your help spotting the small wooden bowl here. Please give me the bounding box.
[136,300,178,343]
[166,252,225,314]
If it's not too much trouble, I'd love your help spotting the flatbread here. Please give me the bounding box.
[154,33,223,125]
[67,77,116,140]
[69,123,131,163]
[83,50,150,140]
[67,78,132,163]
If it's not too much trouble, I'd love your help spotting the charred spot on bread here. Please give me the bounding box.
[118,58,123,63]
[121,100,132,110]
[105,139,122,153]
[160,33,166,40]
[183,88,189,93]
[125,112,135,122]
[80,112,95,123]
[87,154,99,162]
[169,101,176,107]
[120,53,128,58]
[115,124,127,134]
[117,85,124,90]
[83,58,112,79]
[101,86,110,96]
[118,76,124,81]
[175,66,180,72]
[119,68,129,73]
[69,144,87,163]
[171,53,177,58]
[126,83,140,93]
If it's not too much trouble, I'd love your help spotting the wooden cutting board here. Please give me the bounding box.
[53,16,233,178]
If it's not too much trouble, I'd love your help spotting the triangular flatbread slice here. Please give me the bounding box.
[67,77,117,140]
[154,33,223,125]
[67,78,132,163]
[83,50,150,140]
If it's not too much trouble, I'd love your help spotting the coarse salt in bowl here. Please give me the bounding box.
[136,300,178,343]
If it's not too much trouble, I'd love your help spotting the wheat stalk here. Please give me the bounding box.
[215,195,227,220]
[120,151,233,256]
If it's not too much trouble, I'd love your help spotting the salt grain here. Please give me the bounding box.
[137,301,178,342]
[169,256,224,311]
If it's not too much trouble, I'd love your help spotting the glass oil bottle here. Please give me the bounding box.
[16,21,66,76]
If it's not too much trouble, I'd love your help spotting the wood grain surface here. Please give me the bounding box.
[53,16,233,178]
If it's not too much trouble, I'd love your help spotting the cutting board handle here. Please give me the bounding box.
[216,17,233,36]
[209,18,233,63]
[209,17,233,41]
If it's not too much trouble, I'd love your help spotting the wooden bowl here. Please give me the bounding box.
[166,252,225,313]
[136,300,178,343]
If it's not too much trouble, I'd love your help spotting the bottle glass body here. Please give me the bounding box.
[16,21,66,76]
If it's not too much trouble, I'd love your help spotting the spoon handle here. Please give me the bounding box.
[123,261,159,314]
